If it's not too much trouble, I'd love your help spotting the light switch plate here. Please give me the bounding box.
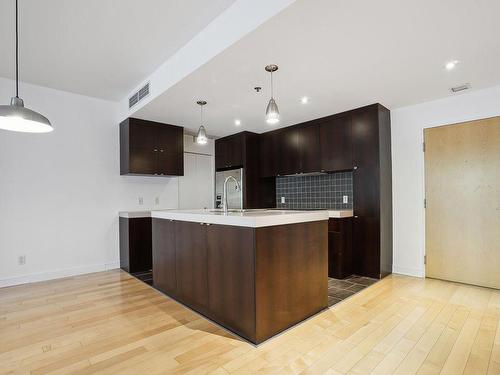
[343,195,348,204]
[281,196,286,204]
[138,197,144,205]
[155,197,160,205]
[18,255,26,265]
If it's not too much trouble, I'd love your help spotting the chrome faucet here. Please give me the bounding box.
[222,175,241,213]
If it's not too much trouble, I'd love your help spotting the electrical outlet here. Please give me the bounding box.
[281,196,286,204]
[18,255,26,265]
[138,197,144,205]
[155,197,160,205]
[343,195,349,204]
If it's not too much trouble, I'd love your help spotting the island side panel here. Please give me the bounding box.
[174,221,209,314]
[255,220,328,343]
[152,218,177,296]
[206,224,256,342]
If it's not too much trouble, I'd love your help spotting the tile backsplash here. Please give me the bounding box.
[276,172,353,210]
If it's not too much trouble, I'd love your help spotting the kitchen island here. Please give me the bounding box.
[151,209,328,344]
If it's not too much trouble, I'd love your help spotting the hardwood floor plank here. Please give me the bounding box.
[1,271,500,374]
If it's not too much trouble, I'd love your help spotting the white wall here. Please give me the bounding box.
[391,85,500,277]
[0,78,180,287]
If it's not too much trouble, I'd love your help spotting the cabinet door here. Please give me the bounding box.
[352,216,380,278]
[320,115,352,172]
[157,125,183,155]
[259,131,279,177]
[328,218,353,279]
[226,134,243,168]
[278,127,300,175]
[352,109,379,217]
[129,147,158,175]
[299,124,320,173]
[215,138,227,170]
[129,122,156,149]
[174,221,208,312]
[152,219,176,296]
[158,150,183,176]
[206,224,255,339]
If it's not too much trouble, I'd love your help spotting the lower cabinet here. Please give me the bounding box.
[119,217,152,274]
[328,218,353,279]
[152,218,328,344]
[353,216,380,279]
[152,219,176,296]
[174,221,208,313]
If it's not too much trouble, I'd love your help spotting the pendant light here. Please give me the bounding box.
[195,100,208,145]
[265,64,279,125]
[0,0,52,133]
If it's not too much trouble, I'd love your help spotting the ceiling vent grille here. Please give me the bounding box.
[129,82,150,109]
[450,83,471,93]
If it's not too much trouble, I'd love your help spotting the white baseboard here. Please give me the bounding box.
[0,261,120,288]
[392,265,425,278]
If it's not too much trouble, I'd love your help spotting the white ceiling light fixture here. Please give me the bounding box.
[234,119,241,126]
[194,100,208,145]
[265,64,279,125]
[300,96,309,104]
[0,0,52,133]
[445,60,459,70]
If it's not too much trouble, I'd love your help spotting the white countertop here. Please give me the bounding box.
[150,209,329,228]
[120,209,353,221]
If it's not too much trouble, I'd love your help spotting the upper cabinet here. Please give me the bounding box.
[215,133,243,170]
[320,115,352,172]
[299,124,321,173]
[120,118,184,176]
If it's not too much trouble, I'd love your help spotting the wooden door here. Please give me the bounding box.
[425,117,500,289]
[152,219,176,296]
[320,115,353,172]
[174,221,208,311]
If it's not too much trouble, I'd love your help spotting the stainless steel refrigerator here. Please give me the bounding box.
[215,168,243,209]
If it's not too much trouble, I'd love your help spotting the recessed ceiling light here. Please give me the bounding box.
[234,119,241,126]
[445,60,459,70]
[300,96,309,104]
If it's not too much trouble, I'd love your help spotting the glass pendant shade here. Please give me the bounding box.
[265,97,280,125]
[0,97,52,133]
[195,125,208,145]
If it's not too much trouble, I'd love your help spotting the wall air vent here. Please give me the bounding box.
[450,83,471,93]
[128,82,150,109]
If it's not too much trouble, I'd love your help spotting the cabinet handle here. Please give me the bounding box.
[153,149,158,152]
[354,216,358,218]
[200,222,204,225]
[206,223,211,226]
[353,166,358,170]
[160,149,164,152]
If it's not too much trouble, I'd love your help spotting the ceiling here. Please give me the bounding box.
[0,0,237,100]
[136,0,500,137]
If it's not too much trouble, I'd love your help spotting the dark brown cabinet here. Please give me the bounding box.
[259,131,280,178]
[120,118,184,176]
[152,218,327,344]
[152,219,176,296]
[277,127,300,175]
[299,124,321,173]
[215,133,243,170]
[174,221,208,313]
[320,115,352,172]
[328,218,353,279]
[215,131,275,208]
[119,217,152,275]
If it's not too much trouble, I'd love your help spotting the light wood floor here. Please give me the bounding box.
[1,271,500,374]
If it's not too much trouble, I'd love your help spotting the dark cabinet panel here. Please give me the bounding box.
[174,221,208,312]
[320,115,353,172]
[277,127,300,175]
[119,217,152,274]
[328,218,353,279]
[299,124,321,173]
[152,219,176,296]
[215,134,243,170]
[353,216,380,279]
[206,224,256,339]
[120,118,184,176]
[259,131,280,178]
[352,108,380,217]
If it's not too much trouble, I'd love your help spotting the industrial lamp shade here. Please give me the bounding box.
[0,97,52,133]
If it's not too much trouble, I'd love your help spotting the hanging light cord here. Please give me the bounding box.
[15,0,19,98]
[270,71,274,99]
[200,104,203,124]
